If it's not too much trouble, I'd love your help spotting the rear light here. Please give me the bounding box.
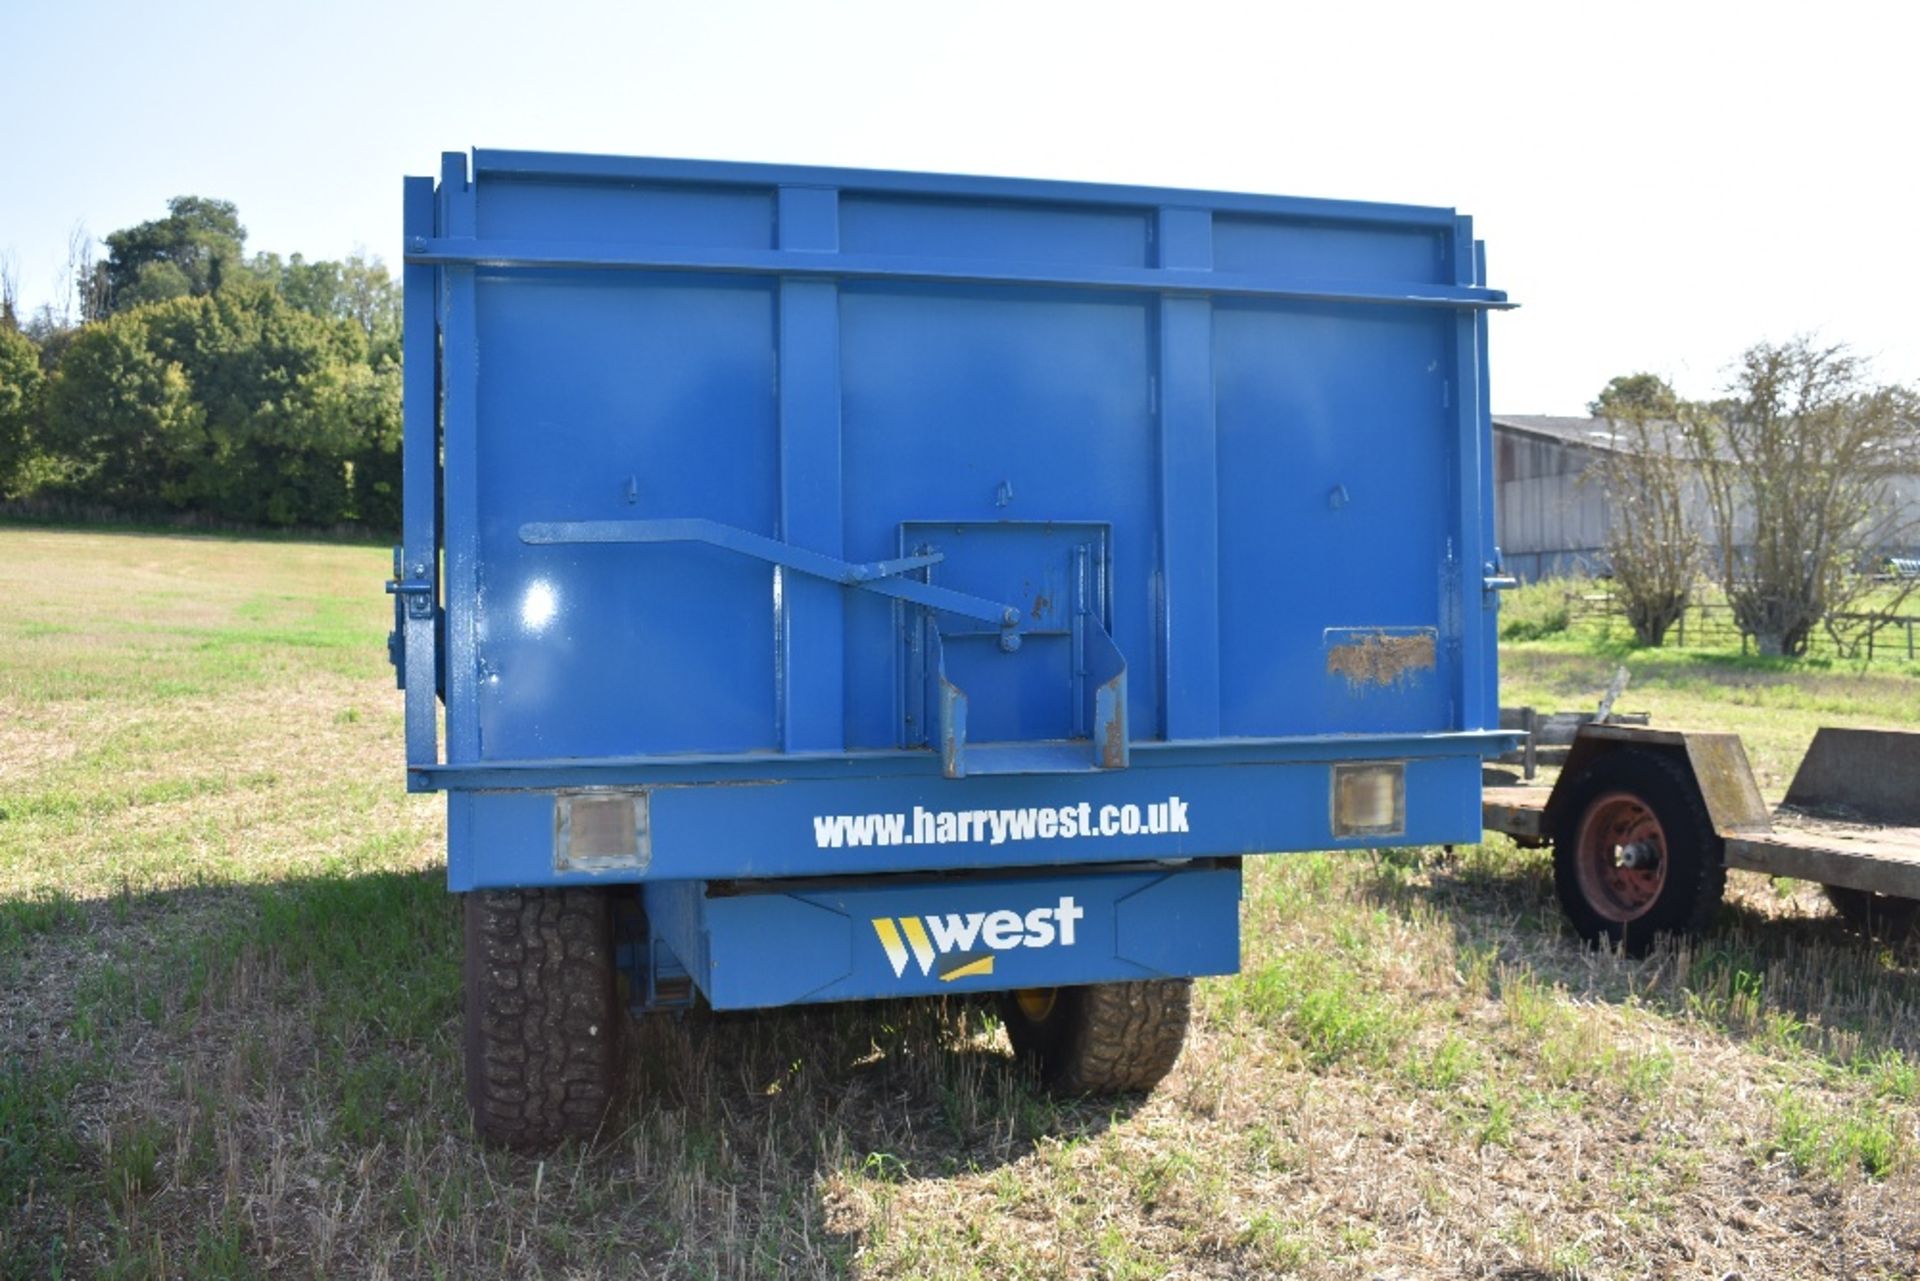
[555,792,650,872]
[1331,763,1404,838]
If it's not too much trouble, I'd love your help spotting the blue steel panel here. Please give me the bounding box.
[837,285,1158,750]
[840,194,1150,268]
[1155,206,1221,741]
[445,753,1483,890]
[473,150,1466,228]
[409,237,1510,311]
[1213,302,1455,737]
[399,175,438,782]
[427,728,1510,788]
[1449,214,1491,730]
[439,153,482,764]
[1473,239,1500,729]
[1212,215,1450,285]
[471,272,779,758]
[1114,870,1240,976]
[902,521,1107,746]
[776,186,845,752]
[476,178,773,249]
[645,864,1241,1009]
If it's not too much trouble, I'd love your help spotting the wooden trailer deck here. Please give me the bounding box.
[1725,813,1920,900]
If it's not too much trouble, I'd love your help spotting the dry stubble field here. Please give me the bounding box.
[4,526,1920,1279]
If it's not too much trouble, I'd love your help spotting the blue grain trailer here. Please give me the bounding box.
[390,149,1516,1145]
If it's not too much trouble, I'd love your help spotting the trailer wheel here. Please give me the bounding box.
[1822,885,1920,943]
[463,888,622,1148]
[997,980,1190,1094]
[1553,749,1725,956]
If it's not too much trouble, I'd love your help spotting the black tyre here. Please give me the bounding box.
[463,888,622,1148]
[1822,885,1920,943]
[998,980,1191,1094]
[1552,749,1726,956]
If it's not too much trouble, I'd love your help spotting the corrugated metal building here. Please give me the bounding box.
[1492,414,1920,582]
[1492,415,1615,580]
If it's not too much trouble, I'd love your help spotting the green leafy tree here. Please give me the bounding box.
[137,282,375,525]
[253,250,401,364]
[29,198,406,530]
[102,197,246,313]
[41,309,203,508]
[338,254,402,363]
[347,372,403,531]
[0,326,43,494]
[1589,373,1680,420]
[41,285,403,525]
[249,252,342,317]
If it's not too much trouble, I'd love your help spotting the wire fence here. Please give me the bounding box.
[1565,592,1920,663]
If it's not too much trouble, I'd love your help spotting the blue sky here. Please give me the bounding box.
[3,0,1914,412]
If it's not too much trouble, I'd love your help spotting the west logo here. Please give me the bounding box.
[871,896,1084,982]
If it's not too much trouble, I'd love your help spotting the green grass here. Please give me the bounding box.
[4,526,1920,1278]
[1502,632,1920,794]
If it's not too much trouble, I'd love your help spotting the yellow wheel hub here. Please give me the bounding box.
[1014,987,1057,1022]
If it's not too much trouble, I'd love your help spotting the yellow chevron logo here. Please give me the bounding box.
[939,955,995,982]
[870,916,934,978]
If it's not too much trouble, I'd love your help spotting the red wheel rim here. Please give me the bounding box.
[1575,792,1667,923]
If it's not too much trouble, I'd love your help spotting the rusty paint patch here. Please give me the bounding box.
[1100,687,1128,768]
[1326,630,1436,688]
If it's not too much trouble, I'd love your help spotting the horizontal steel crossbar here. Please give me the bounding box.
[409,238,1514,310]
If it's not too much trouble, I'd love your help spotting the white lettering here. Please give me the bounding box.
[981,909,1024,949]
[925,912,984,952]
[1055,896,1083,946]
[814,800,1193,849]
[1023,906,1056,947]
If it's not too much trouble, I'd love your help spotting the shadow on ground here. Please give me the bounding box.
[1363,841,1920,1069]
[1,869,1140,1278]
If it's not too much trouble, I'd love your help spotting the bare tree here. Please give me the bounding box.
[69,226,111,324]
[0,251,18,330]
[50,225,108,329]
[1683,339,1919,656]
[1588,374,1698,646]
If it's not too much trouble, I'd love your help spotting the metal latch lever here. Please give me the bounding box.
[520,518,1027,633]
[386,547,436,619]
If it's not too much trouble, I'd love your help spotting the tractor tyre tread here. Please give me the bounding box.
[463,888,620,1148]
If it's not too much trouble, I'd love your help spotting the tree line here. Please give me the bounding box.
[1589,343,1920,657]
[0,197,401,530]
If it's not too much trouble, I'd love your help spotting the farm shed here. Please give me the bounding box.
[1491,415,1614,581]
[1492,413,1920,583]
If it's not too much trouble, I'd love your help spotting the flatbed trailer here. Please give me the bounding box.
[1482,724,1920,950]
